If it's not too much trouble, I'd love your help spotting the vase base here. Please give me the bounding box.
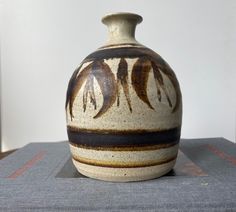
[72,158,176,182]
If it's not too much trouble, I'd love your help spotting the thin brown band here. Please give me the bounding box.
[98,43,143,49]
[72,155,177,168]
[69,141,179,151]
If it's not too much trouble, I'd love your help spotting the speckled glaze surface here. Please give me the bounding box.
[66,12,182,182]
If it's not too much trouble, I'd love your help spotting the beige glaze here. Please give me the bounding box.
[102,13,142,46]
[73,158,176,182]
[66,12,182,182]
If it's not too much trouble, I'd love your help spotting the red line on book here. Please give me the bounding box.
[6,151,46,179]
[176,151,207,176]
[206,144,236,166]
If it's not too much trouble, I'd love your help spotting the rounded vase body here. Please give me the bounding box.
[66,13,182,182]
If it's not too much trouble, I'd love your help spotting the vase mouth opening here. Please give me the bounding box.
[102,12,143,25]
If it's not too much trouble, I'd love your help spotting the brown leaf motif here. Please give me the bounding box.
[66,63,92,120]
[117,58,132,112]
[92,61,117,118]
[151,61,172,107]
[131,57,154,109]
[131,57,180,112]
[150,58,181,113]
[66,55,181,120]
[66,60,117,119]
[83,74,96,112]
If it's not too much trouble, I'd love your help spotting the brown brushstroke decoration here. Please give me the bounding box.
[117,58,132,112]
[131,57,154,109]
[66,47,181,119]
[151,61,172,107]
[65,64,82,114]
[92,61,117,118]
[151,58,181,113]
[66,63,93,120]
[83,46,181,113]
[131,56,179,111]
[66,60,116,120]
[83,74,96,112]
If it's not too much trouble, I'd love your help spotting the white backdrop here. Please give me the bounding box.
[1,0,236,151]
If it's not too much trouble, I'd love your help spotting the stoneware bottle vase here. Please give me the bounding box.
[66,12,182,182]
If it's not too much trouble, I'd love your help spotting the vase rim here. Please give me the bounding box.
[102,12,143,25]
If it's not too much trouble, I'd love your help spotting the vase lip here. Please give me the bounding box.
[102,12,143,25]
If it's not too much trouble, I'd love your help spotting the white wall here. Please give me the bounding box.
[1,0,236,151]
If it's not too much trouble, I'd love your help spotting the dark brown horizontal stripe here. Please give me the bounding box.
[67,126,181,148]
[69,141,179,151]
[98,43,143,49]
[72,154,177,168]
[83,46,163,63]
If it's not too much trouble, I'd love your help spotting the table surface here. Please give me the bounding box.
[0,138,235,211]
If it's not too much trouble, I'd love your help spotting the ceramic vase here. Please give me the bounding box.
[66,12,182,182]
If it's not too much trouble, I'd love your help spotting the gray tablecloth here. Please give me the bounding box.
[0,138,235,211]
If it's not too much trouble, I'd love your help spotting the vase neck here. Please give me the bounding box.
[102,13,143,46]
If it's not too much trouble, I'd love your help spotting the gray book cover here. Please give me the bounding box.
[0,138,236,211]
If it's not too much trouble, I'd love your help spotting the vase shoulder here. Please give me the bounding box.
[66,43,182,130]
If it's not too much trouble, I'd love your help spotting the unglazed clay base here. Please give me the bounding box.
[72,158,176,182]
